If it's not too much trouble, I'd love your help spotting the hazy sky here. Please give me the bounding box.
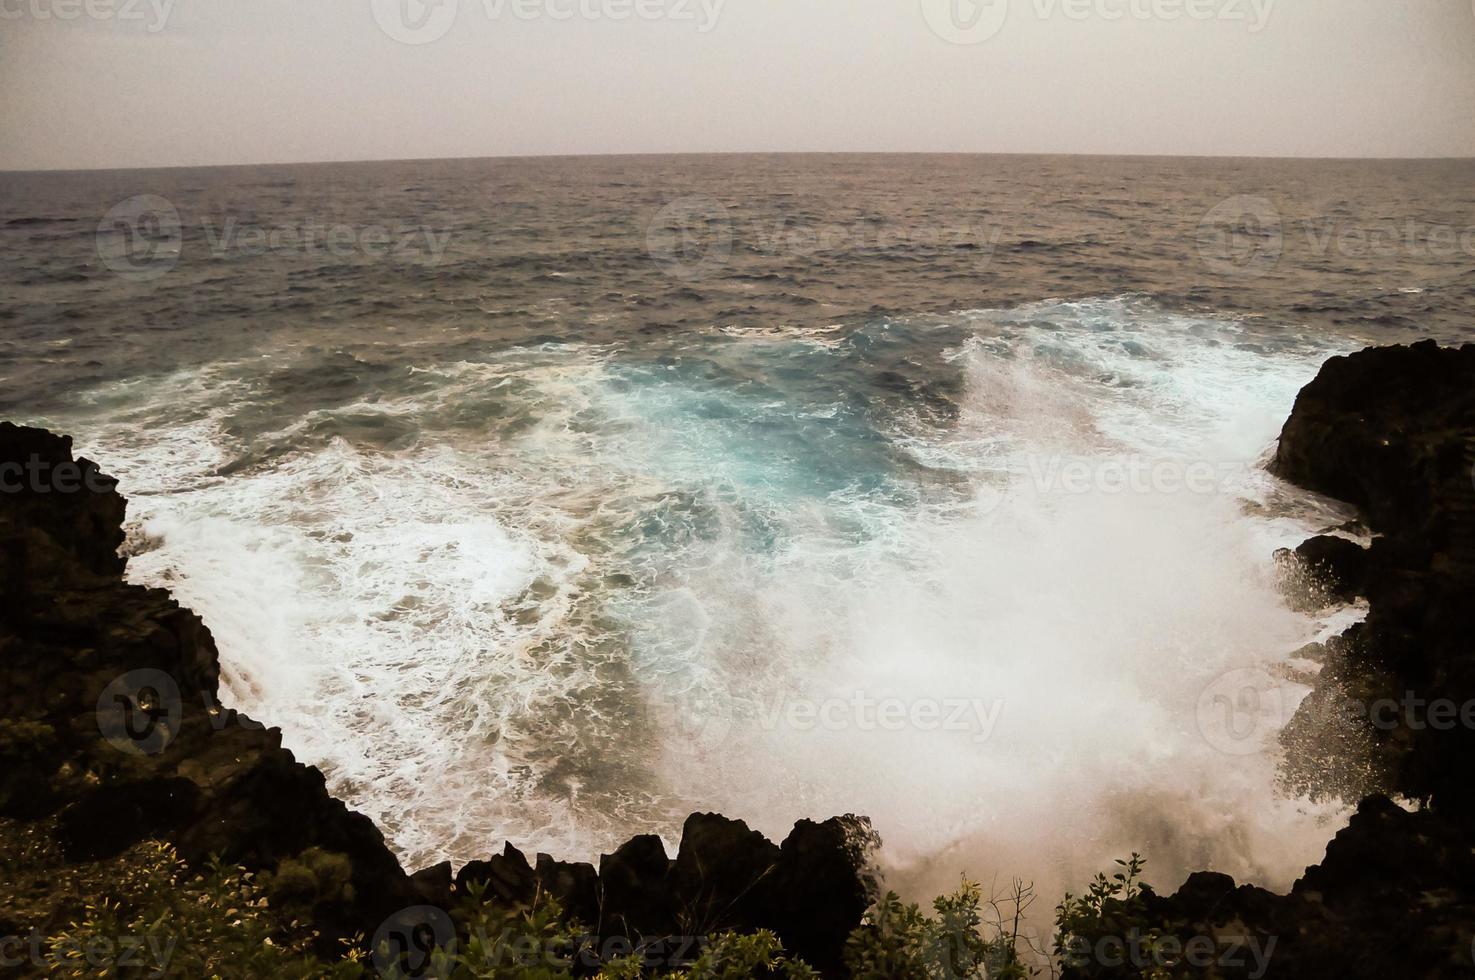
[2,0,1473,169]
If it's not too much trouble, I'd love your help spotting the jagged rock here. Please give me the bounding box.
[410,861,455,907]
[1,421,879,969]
[536,853,602,928]
[1272,340,1475,547]
[456,841,538,905]
[599,834,676,937]
[0,424,421,953]
[57,777,201,861]
[670,813,782,935]
[1289,534,1370,605]
[1098,343,1475,979]
[1127,798,1475,980]
[1274,341,1475,815]
[770,816,880,977]
[0,421,125,582]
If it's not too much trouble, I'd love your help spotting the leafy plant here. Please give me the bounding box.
[1054,855,1173,980]
[844,877,1040,979]
[602,930,817,980]
[39,842,353,979]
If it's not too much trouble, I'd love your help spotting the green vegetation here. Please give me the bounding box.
[1053,855,1175,980]
[5,818,1187,979]
[843,878,1040,979]
[0,820,353,978]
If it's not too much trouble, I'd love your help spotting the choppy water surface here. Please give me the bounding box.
[3,154,1472,907]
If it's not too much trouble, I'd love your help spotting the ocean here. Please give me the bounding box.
[3,153,1472,912]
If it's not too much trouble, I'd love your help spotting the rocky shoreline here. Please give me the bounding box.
[0,420,876,977]
[3,340,1474,978]
[1105,340,1475,979]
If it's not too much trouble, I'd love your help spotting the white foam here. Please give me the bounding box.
[52,298,1356,914]
[628,300,1356,904]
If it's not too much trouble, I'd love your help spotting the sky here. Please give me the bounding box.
[1,0,1473,170]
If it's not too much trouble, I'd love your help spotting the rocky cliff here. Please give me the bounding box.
[1081,341,1475,980]
[0,421,875,977]
[5,340,1475,979]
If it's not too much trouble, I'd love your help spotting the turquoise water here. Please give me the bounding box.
[8,153,1461,906]
[27,296,1357,911]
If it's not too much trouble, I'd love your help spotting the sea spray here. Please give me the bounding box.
[48,298,1355,917]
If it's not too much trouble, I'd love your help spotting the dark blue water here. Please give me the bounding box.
[1,153,1467,908]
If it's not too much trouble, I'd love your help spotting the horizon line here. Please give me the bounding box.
[6,148,1475,176]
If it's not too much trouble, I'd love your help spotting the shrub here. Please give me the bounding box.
[1054,855,1173,980]
[844,878,1039,979]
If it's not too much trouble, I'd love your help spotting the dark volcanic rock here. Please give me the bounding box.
[0,421,876,970]
[770,815,880,977]
[1273,341,1475,815]
[0,421,125,582]
[1128,798,1475,980]
[1271,340,1475,546]
[56,777,202,861]
[600,833,677,937]
[0,423,420,949]
[670,813,781,933]
[1281,534,1370,606]
[1079,342,1475,979]
[537,852,603,928]
[456,840,539,906]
